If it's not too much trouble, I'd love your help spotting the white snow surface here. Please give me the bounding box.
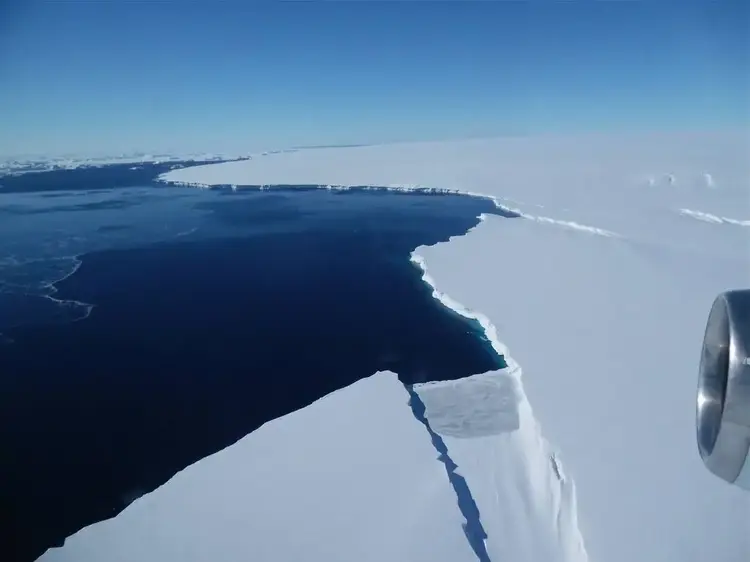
[45,131,749,562]
[41,373,479,562]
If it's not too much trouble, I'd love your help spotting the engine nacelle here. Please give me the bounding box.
[697,289,750,490]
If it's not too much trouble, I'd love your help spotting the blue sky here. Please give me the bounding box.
[0,1,746,157]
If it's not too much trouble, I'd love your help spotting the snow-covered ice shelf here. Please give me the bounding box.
[43,131,750,562]
[41,374,478,562]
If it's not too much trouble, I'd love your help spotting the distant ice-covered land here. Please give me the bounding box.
[43,131,749,562]
[0,151,256,177]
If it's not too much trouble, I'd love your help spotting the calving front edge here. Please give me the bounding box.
[410,249,589,562]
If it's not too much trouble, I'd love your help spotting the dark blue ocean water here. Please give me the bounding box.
[0,162,515,561]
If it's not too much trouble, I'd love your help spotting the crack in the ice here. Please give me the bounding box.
[405,383,492,562]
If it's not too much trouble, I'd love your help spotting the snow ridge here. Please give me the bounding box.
[678,208,750,227]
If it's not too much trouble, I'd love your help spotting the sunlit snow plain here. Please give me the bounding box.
[41,132,749,562]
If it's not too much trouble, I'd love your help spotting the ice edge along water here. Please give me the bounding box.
[161,177,622,239]
[156,171,593,561]
[410,221,589,562]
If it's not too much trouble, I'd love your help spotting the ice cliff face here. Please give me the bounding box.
[411,242,588,562]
